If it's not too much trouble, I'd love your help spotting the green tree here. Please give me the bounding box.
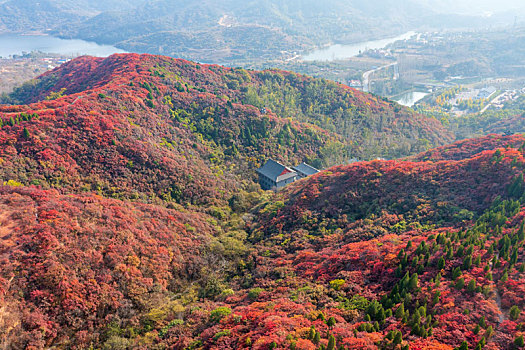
[313,331,321,345]
[45,87,67,100]
[457,341,468,350]
[510,305,521,321]
[22,127,30,139]
[209,307,232,323]
[438,256,446,270]
[393,331,403,346]
[515,335,525,348]
[248,288,263,300]
[479,316,487,328]
[518,221,525,241]
[329,279,345,291]
[467,279,477,294]
[455,277,465,290]
[326,316,336,329]
[452,267,462,280]
[408,273,419,290]
[501,271,509,283]
[308,326,316,340]
[486,325,494,338]
[327,334,336,350]
[396,303,405,319]
[462,255,472,270]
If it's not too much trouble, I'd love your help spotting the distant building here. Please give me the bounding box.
[293,163,320,179]
[348,80,363,88]
[478,86,497,99]
[256,159,298,190]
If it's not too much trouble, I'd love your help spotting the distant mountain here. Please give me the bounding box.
[0,0,498,64]
[51,0,425,63]
[0,0,145,32]
[418,0,525,15]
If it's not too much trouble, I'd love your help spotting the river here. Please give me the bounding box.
[0,33,126,58]
[302,31,417,61]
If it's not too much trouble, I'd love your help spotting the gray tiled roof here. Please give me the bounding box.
[257,159,297,182]
[293,163,319,176]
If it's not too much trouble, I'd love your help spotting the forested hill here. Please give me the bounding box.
[1,130,525,348]
[409,134,525,162]
[2,53,452,174]
[244,135,525,349]
[1,52,525,349]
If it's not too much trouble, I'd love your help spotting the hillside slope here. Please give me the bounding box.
[409,134,525,162]
[1,53,515,350]
[227,137,525,350]
[1,54,452,196]
[0,187,219,349]
[2,133,523,349]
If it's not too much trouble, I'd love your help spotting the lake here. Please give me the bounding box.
[0,33,126,58]
[302,31,417,61]
[394,91,429,107]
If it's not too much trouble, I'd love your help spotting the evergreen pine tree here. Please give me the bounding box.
[23,127,30,139]
[515,335,524,348]
[438,256,445,270]
[313,331,321,345]
[327,334,336,350]
[457,341,468,350]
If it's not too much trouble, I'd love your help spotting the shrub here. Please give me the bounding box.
[159,319,183,338]
[329,279,346,291]
[213,329,231,341]
[210,307,232,323]
[220,289,235,299]
[248,288,264,300]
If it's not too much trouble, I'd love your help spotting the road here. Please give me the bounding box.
[362,62,397,92]
[479,91,504,114]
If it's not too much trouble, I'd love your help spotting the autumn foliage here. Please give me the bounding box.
[0,54,524,349]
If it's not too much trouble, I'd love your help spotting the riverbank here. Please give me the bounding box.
[302,31,417,62]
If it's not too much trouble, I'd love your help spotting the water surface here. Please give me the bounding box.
[394,91,429,107]
[0,33,126,58]
[303,31,417,61]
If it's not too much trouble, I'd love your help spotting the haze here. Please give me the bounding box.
[428,0,525,15]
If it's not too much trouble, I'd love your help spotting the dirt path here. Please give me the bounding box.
[489,257,506,324]
[495,287,506,324]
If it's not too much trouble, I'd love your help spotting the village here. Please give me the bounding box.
[0,53,70,94]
